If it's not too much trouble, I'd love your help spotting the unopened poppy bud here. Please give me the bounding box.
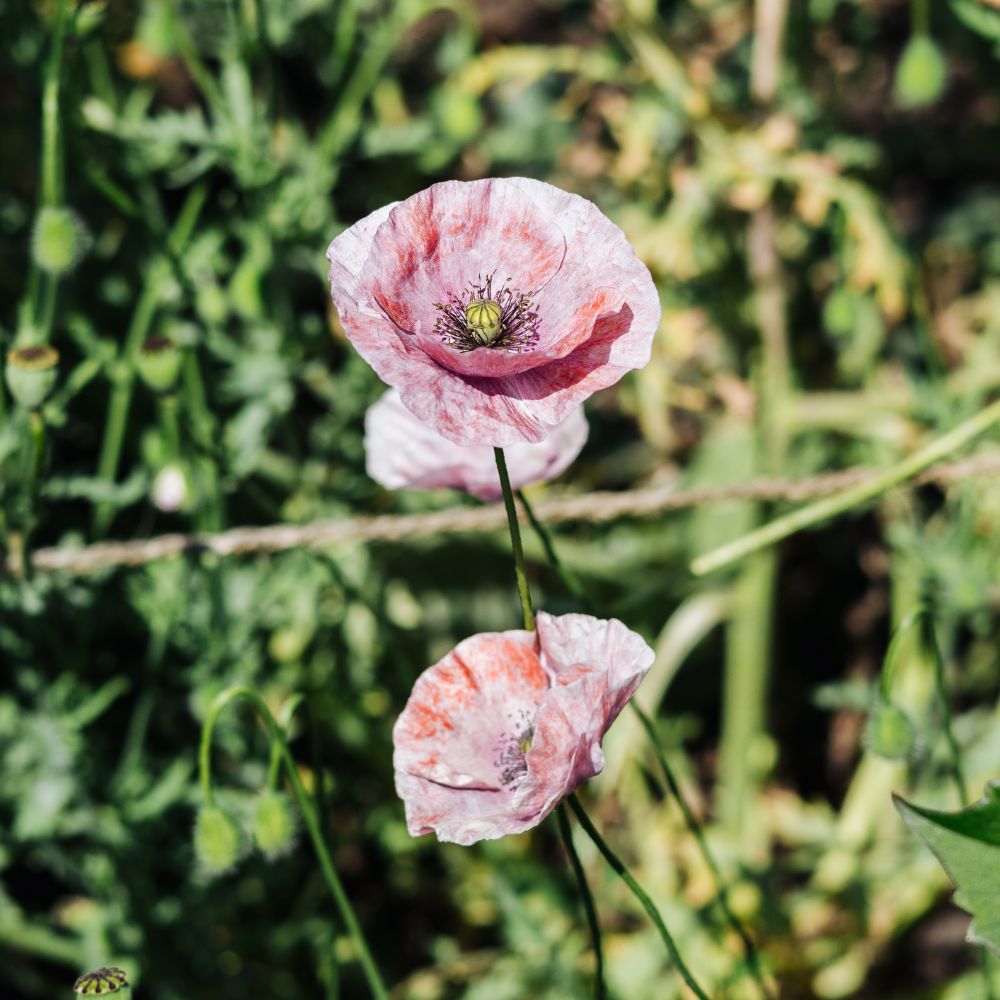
[193,804,243,874]
[464,299,503,346]
[73,966,130,995]
[894,35,947,109]
[822,288,858,338]
[251,789,297,859]
[135,335,183,393]
[865,699,917,760]
[31,206,89,275]
[5,345,59,410]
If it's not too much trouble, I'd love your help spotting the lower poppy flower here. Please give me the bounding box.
[393,612,654,845]
[364,389,588,501]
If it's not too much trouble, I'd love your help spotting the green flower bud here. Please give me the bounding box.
[135,335,183,394]
[31,206,89,275]
[465,299,503,346]
[865,699,917,760]
[894,35,947,109]
[194,804,242,874]
[822,288,859,338]
[73,966,129,995]
[251,789,297,859]
[5,345,59,410]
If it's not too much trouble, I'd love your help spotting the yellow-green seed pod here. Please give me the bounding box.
[5,345,59,410]
[464,299,503,346]
[251,789,297,858]
[135,335,183,394]
[31,206,89,275]
[194,804,242,874]
[894,35,947,109]
[865,699,917,760]
[73,966,129,995]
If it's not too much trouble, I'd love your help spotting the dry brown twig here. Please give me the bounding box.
[4,452,1000,578]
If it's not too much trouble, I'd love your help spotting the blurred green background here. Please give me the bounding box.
[2,0,1000,996]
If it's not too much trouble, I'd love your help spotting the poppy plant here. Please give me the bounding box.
[326,177,660,446]
[364,389,588,501]
[393,612,654,845]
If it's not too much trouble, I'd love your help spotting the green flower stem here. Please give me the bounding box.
[918,612,969,807]
[25,0,69,340]
[91,183,207,536]
[494,448,534,630]
[10,410,47,578]
[567,794,711,1000]
[520,493,772,997]
[159,394,182,461]
[199,686,389,1000]
[41,0,68,208]
[912,0,930,36]
[555,803,606,1000]
[692,397,1000,576]
[630,703,773,999]
[517,489,588,605]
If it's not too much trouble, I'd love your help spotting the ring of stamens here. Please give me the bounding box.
[434,274,541,354]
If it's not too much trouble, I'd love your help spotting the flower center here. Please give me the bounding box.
[492,709,535,787]
[434,274,541,354]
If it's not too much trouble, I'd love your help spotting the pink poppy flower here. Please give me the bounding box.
[393,612,654,845]
[326,178,660,447]
[364,389,588,501]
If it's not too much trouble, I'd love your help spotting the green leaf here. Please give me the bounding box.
[894,785,1000,957]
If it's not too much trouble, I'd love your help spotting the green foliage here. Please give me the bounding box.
[2,0,1000,997]
[896,787,1000,957]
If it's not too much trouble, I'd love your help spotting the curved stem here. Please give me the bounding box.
[520,497,771,996]
[567,794,711,1000]
[629,703,773,998]
[517,489,588,606]
[555,804,605,999]
[919,612,969,807]
[199,686,389,1000]
[494,448,534,630]
[692,397,1000,575]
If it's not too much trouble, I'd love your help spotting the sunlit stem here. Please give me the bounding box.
[555,804,606,1000]
[520,492,772,997]
[494,448,534,630]
[567,794,711,1000]
[199,686,389,1000]
[692,397,1000,576]
[630,703,773,998]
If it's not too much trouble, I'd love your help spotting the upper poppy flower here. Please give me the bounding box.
[364,388,588,501]
[326,178,660,447]
[393,612,654,845]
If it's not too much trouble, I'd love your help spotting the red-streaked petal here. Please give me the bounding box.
[392,631,547,790]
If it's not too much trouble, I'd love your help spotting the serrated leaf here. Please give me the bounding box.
[895,785,1000,957]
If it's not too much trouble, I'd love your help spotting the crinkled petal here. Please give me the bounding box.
[392,613,654,845]
[513,613,655,821]
[392,631,545,790]
[395,771,541,846]
[326,178,660,445]
[365,390,588,500]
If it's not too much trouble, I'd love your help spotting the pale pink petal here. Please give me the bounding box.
[392,631,545,790]
[395,772,537,846]
[392,613,654,845]
[364,390,588,501]
[326,178,660,446]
